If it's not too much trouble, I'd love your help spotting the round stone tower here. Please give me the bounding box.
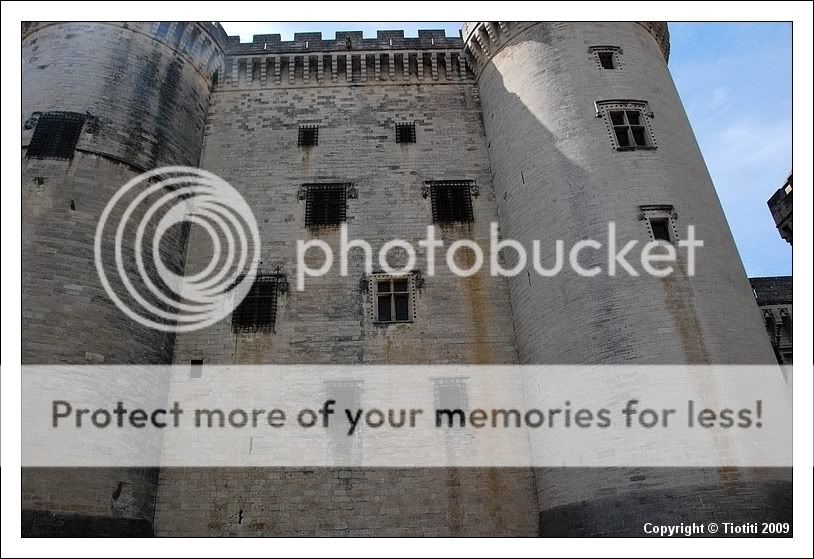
[21,22,224,535]
[464,22,790,536]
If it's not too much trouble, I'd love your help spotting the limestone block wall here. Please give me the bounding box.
[155,32,540,536]
[172,32,516,367]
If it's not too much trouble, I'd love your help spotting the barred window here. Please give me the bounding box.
[298,125,319,147]
[26,111,85,160]
[304,183,348,227]
[395,122,416,143]
[429,181,474,224]
[232,274,281,333]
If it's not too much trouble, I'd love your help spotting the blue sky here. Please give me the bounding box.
[221,22,792,277]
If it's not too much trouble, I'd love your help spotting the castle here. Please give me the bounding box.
[22,22,791,536]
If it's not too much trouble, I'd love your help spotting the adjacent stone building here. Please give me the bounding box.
[750,276,793,365]
[21,21,791,536]
[768,173,793,245]
[749,172,793,366]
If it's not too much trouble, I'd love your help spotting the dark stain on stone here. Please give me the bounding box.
[111,481,125,501]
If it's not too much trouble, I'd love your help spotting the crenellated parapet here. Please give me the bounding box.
[227,29,462,54]
[219,29,475,88]
[462,21,670,77]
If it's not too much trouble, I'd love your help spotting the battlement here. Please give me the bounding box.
[219,29,473,88]
[224,29,463,55]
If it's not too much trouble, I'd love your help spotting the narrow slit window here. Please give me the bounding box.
[395,122,416,143]
[298,125,319,147]
[304,183,347,227]
[232,274,281,333]
[26,111,85,160]
[429,181,474,224]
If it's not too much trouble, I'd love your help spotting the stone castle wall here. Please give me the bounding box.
[155,28,540,536]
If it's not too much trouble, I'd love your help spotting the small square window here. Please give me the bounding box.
[232,275,281,333]
[395,122,416,143]
[590,47,622,70]
[433,378,469,430]
[429,181,474,224]
[640,205,676,244]
[26,111,85,160]
[298,125,319,147]
[372,276,413,323]
[189,359,203,378]
[598,51,615,69]
[434,379,468,412]
[304,183,347,227]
